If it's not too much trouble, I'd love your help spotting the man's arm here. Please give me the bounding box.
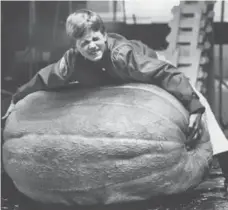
[112,45,205,115]
[12,49,74,104]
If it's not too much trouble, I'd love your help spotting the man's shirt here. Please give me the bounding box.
[12,33,205,114]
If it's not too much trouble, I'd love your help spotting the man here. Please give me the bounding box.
[3,9,227,189]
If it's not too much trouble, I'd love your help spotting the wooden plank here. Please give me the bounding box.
[179,18,195,28]
[179,18,206,29]
[177,45,191,56]
[181,3,207,14]
[178,55,192,65]
[177,31,204,44]
[177,33,192,43]
[177,55,208,66]
[177,66,199,85]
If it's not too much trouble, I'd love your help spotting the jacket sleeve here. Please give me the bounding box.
[12,49,74,104]
[112,44,205,114]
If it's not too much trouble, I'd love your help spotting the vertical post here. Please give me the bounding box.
[219,0,225,127]
[122,0,126,23]
[207,24,215,110]
[53,1,60,43]
[29,0,36,42]
[29,0,36,79]
[206,3,215,112]
[113,0,117,22]
[68,1,73,14]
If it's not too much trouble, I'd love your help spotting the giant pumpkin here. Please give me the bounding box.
[2,83,212,205]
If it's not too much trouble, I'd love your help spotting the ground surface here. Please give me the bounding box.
[1,159,228,210]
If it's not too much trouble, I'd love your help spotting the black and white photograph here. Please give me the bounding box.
[1,0,228,209]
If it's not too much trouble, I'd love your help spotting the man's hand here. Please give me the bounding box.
[189,113,201,127]
[186,113,203,149]
[2,102,15,120]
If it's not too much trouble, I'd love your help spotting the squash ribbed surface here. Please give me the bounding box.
[2,84,212,205]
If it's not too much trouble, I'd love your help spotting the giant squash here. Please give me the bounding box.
[2,83,213,205]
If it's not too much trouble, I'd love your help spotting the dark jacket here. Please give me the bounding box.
[12,33,205,114]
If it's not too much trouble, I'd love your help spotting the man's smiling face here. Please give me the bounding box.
[76,30,107,62]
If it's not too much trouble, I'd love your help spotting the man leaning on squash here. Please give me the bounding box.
[2,9,228,190]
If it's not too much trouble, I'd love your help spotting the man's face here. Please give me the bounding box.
[76,30,107,62]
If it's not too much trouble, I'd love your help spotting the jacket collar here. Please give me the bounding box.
[106,33,127,51]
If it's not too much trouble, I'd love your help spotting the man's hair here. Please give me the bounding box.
[66,9,106,39]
